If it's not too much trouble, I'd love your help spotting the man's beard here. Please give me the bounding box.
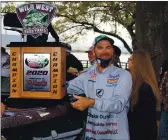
[96,57,112,68]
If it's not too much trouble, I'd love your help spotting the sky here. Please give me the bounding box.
[0,1,132,62]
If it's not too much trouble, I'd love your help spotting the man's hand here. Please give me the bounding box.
[71,95,95,111]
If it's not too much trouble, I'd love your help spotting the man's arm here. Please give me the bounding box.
[67,74,85,95]
[71,71,132,112]
[93,71,132,113]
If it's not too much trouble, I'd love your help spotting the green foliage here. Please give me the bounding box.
[1,2,16,13]
[55,2,135,27]
[54,2,135,53]
[1,2,136,53]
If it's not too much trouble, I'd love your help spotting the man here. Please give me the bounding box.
[85,46,96,65]
[78,46,96,75]
[67,35,132,140]
[66,44,83,81]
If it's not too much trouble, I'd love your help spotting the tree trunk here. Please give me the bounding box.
[136,1,168,79]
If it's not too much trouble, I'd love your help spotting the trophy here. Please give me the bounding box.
[8,2,66,99]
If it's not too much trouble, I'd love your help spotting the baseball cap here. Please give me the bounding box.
[85,46,94,53]
[93,35,114,47]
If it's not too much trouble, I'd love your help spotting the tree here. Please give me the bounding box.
[1,2,135,53]
[54,2,135,53]
[136,1,168,78]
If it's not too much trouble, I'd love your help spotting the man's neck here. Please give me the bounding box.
[97,63,111,73]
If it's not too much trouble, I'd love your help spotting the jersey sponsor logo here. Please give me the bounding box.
[90,73,97,79]
[106,78,118,87]
[106,84,117,87]
[96,89,104,98]
[107,78,118,84]
[107,74,120,79]
[88,79,96,82]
